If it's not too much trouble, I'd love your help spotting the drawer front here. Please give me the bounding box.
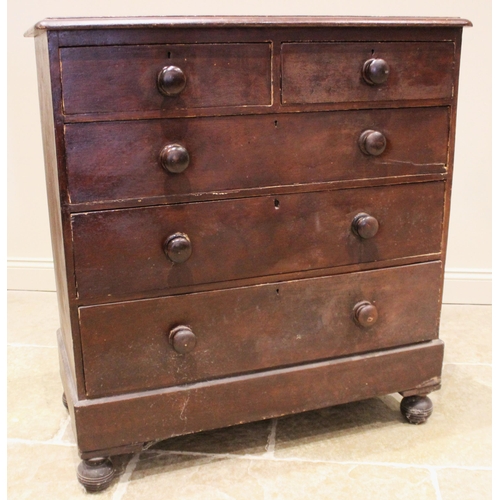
[282,42,455,104]
[60,43,272,114]
[65,107,449,205]
[79,262,442,397]
[71,182,444,300]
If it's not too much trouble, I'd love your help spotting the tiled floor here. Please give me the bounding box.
[7,291,491,499]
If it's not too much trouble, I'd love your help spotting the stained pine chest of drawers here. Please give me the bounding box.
[27,16,470,491]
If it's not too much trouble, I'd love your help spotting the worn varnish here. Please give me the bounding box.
[71,182,445,300]
[65,107,449,205]
[282,41,456,104]
[79,262,442,398]
[70,337,445,454]
[27,16,470,491]
[61,43,272,114]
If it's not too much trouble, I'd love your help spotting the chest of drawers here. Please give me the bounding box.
[27,16,470,491]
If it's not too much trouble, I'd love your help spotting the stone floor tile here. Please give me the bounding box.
[151,419,272,456]
[274,364,491,467]
[7,442,89,499]
[7,442,131,499]
[58,416,77,445]
[7,345,66,441]
[125,452,437,500]
[440,305,491,364]
[7,291,59,346]
[438,468,491,500]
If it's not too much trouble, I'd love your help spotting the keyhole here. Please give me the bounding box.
[371,49,375,56]
[276,288,280,295]
[167,51,172,59]
[274,120,278,128]
[274,199,280,209]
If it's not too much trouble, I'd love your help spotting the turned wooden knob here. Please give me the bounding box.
[353,301,379,328]
[160,144,190,173]
[157,66,186,96]
[169,325,197,354]
[359,130,387,156]
[362,58,389,85]
[163,233,192,263]
[352,212,379,239]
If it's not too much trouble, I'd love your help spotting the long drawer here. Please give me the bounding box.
[60,43,272,114]
[281,41,455,104]
[79,261,442,398]
[71,182,444,300]
[65,107,449,205]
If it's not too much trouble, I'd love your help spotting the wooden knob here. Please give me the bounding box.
[163,233,192,263]
[353,301,378,328]
[157,66,186,96]
[359,130,387,156]
[362,58,389,85]
[352,212,379,239]
[160,144,190,173]
[169,325,197,354]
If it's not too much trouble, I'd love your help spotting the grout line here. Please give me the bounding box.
[49,415,71,444]
[264,419,278,457]
[7,289,56,293]
[7,343,58,348]
[149,449,492,472]
[430,465,492,471]
[428,467,443,500]
[112,452,141,500]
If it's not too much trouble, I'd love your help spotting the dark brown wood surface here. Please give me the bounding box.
[60,43,272,115]
[29,18,468,469]
[282,42,455,104]
[71,181,445,301]
[79,262,442,398]
[33,32,88,399]
[70,338,444,453]
[26,16,472,37]
[64,107,449,205]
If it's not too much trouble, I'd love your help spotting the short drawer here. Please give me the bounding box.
[71,182,444,300]
[281,42,455,104]
[79,261,442,398]
[65,107,449,205]
[60,43,272,114]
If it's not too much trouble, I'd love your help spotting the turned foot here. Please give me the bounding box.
[62,392,68,411]
[77,457,115,492]
[400,395,433,424]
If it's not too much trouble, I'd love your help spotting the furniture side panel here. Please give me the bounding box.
[34,31,85,397]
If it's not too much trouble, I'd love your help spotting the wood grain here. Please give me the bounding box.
[60,43,272,115]
[282,41,456,104]
[70,338,444,454]
[64,107,449,205]
[26,16,472,37]
[29,18,468,468]
[79,261,442,398]
[71,181,445,301]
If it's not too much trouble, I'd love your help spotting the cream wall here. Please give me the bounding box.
[7,0,491,303]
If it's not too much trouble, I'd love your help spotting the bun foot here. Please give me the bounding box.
[62,392,68,410]
[77,458,115,492]
[400,395,433,424]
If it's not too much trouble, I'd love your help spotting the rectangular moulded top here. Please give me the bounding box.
[25,16,472,37]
